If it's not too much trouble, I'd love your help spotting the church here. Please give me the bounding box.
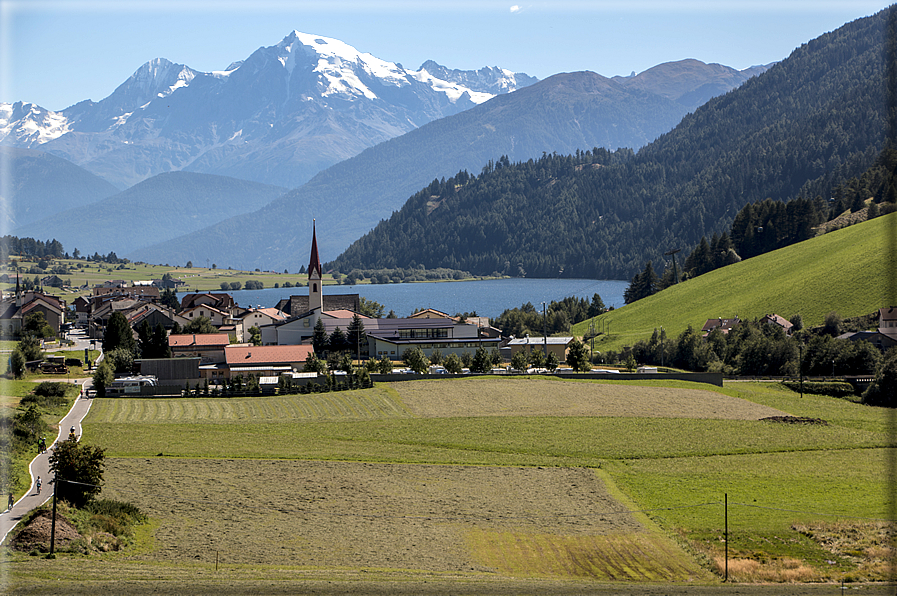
[259,223,500,361]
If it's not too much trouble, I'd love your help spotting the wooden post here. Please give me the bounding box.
[724,493,728,582]
[49,474,59,555]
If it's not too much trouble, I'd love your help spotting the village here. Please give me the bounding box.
[3,225,894,399]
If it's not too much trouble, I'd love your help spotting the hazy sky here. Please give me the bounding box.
[1,0,891,112]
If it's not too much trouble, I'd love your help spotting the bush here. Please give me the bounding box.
[781,381,856,398]
[33,382,69,398]
[84,499,146,536]
[863,347,897,407]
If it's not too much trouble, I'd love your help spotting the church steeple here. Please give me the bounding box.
[308,220,323,313]
[308,219,322,279]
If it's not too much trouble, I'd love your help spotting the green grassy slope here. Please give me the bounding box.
[574,212,896,352]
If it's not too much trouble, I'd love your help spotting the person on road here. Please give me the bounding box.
[7,493,13,511]
[36,477,41,495]
[38,437,46,453]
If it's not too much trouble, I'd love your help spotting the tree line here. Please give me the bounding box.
[624,143,897,303]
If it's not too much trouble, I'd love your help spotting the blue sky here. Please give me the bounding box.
[1,0,891,111]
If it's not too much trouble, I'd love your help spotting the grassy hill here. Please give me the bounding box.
[574,212,896,352]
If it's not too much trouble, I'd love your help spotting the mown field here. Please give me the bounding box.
[3,377,895,594]
[573,212,897,352]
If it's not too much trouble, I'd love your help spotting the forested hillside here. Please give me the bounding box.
[14,172,287,257]
[1,146,118,230]
[329,8,891,279]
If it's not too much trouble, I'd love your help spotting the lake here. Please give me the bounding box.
[229,278,628,319]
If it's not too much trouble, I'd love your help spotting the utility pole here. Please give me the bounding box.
[541,302,547,362]
[50,473,59,555]
[589,321,595,362]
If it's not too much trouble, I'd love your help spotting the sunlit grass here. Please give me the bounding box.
[574,212,896,352]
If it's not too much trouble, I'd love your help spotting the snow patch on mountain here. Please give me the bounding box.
[0,102,70,146]
[410,69,491,104]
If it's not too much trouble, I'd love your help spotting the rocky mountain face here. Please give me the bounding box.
[0,32,536,189]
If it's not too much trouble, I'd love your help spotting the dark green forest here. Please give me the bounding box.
[329,7,892,279]
[623,143,897,303]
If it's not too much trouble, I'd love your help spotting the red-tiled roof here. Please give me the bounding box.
[169,333,231,347]
[224,344,313,365]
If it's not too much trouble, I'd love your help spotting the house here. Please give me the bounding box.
[506,336,574,363]
[702,317,740,337]
[837,330,897,351]
[127,303,180,331]
[92,285,160,303]
[180,292,236,312]
[177,304,234,328]
[72,296,91,324]
[760,314,794,335]
[259,308,367,346]
[0,291,66,337]
[40,275,66,288]
[200,344,315,381]
[239,307,288,339]
[153,277,186,290]
[169,333,231,363]
[362,317,500,360]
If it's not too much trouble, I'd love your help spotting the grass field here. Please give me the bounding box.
[573,212,897,353]
[1,257,492,303]
[3,377,895,593]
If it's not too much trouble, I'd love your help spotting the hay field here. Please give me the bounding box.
[96,458,709,582]
[393,377,787,419]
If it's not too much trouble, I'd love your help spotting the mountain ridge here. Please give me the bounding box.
[12,171,287,257]
[130,68,711,268]
[0,31,536,189]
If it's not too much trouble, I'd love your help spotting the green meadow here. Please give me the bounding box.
[574,212,896,353]
[58,377,895,586]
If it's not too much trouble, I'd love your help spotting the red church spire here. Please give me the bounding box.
[308,219,322,278]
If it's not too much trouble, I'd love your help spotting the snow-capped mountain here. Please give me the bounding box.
[0,32,536,189]
[0,102,71,146]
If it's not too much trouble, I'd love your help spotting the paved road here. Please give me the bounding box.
[0,379,95,545]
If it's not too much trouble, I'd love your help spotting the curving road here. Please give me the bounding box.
[0,379,95,545]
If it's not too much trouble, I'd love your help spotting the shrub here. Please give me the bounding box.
[33,382,68,398]
[781,381,856,398]
[863,347,897,407]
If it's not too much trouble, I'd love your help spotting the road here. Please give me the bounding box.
[0,378,95,545]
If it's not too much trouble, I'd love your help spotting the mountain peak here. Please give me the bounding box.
[418,60,538,95]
